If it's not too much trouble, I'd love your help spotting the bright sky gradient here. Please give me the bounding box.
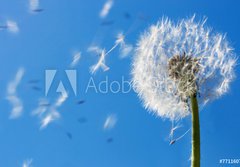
[0,0,240,167]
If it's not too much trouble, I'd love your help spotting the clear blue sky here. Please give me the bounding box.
[0,0,240,166]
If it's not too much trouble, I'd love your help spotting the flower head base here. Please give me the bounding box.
[132,16,236,120]
[168,53,199,101]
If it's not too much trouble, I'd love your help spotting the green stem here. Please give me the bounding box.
[191,94,200,167]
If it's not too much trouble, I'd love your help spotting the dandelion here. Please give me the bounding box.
[132,16,236,167]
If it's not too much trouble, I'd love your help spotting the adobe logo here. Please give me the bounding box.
[45,70,77,96]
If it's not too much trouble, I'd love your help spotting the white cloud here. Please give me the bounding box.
[103,114,117,130]
[6,20,19,34]
[99,0,114,18]
[6,68,25,119]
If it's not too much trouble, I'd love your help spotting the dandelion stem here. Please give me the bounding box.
[191,94,200,167]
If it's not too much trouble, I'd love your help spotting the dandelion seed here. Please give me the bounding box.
[90,49,109,74]
[169,140,176,145]
[77,117,87,124]
[76,100,85,105]
[113,32,133,58]
[66,131,73,140]
[0,25,8,30]
[115,33,125,45]
[88,46,103,55]
[22,159,32,167]
[6,20,19,33]
[33,92,68,129]
[29,0,39,11]
[6,95,23,119]
[174,128,191,142]
[100,0,114,18]
[32,98,49,116]
[70,51,81,68]
[101,20,114,26]
[40,109,60,129]
[124,12,131,19]
[28,79,40,84]
[106,137,114,143]
[169,121,182,140]
[29,0,43,13]
[104,114,117,130]
[88,32,132,73]
[88,46,108,73]
[6,68,25,119]
[55,91,68,107]
[119,43,133,58]
[105,33,124,55]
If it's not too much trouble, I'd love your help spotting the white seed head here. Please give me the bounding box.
[132,16,236,120]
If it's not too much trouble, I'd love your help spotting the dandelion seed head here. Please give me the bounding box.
[132,16,236,120]
[168,53,200,100]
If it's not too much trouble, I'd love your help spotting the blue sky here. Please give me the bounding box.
[0,0,240,166]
